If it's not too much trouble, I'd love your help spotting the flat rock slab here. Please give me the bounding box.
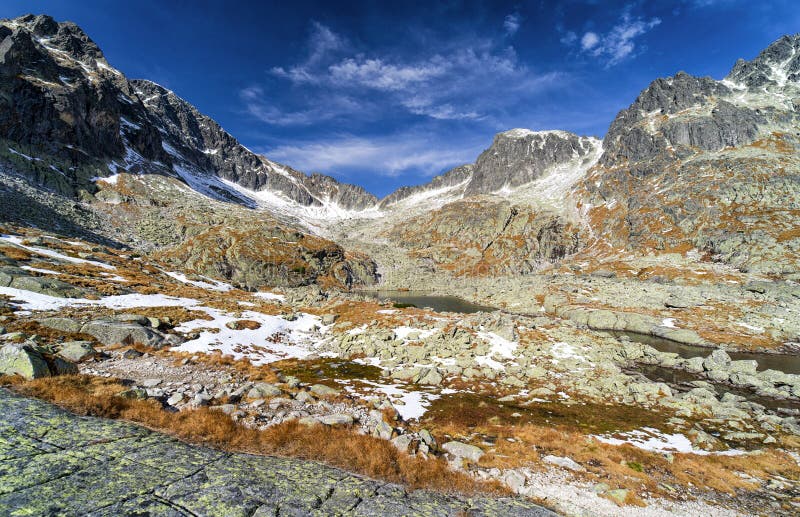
[0,389,555,516]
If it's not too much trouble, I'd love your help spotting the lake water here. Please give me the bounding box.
[612,331,800,375]
[362,290,496,314]
[630,364,800,413]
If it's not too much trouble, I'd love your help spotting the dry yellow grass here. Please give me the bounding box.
[1,375,505,496]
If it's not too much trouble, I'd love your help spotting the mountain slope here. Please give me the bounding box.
[579,34,800,274]
[0,14,378,289]
[0,14,376,217]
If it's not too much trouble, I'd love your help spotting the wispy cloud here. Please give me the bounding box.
[563,7,661,66]
[263,132,481,178]
[503,13,521,36]
[239,86,366,126]
[245,21,562,125]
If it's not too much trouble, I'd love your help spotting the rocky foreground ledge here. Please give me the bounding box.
[0,389,555,516]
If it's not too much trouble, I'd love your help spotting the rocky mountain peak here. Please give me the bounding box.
[727,33,800,89]
[6,14,105,65]
[465,129,600,196]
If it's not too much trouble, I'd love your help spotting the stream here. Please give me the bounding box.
[612,331,800,375]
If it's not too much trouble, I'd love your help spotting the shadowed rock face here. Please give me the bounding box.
[386,200,581,276]
[0,14,377,210]
[581,34,800,274]
[466,130,600,196]
[0,388,555,516]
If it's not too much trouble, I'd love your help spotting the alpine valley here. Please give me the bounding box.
[1,13,799,516]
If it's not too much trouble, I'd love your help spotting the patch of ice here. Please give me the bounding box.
[477,331,517,359]
[165,271,233,292]
[119,116,141,131]
[0,235,115,270]
[377,309,399,315]
[254,292,285,302]
[347,324,368,336]
[172,308,323,366]
[8,148,36,161]
[550,342,586,364]
[661,318,678,329]
[20,266,62,276]
[0,286,195,312]
[356,380,440,420]
[736,322,765,333]
[394,326,438,341]
[593,427,746,456]
[93,174,121,185]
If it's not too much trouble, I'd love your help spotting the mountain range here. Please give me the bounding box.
[1,13,798,287]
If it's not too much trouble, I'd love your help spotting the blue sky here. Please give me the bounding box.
[5,1,800,196]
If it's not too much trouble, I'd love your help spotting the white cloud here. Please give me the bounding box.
[563,9,661,66]
[239,86,365,126]
[263,133,480,178]
[581,32,599,50]
[254,22,562,123]
[504,13,521,36]
[328,57,446,91]
[560,31,577,45]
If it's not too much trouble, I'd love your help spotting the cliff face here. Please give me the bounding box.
[579,35,800,274]
[0,14,378,289]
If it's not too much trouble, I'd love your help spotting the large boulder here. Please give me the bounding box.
[703,349,732,372]
[9,276,85,298]
[441,441,484,463]
[38,317,84,334]
[57,341,97,362]
[0,343,51,378]
[80,319,166,348]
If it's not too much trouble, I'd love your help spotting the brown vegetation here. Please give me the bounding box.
[1,374,504,496]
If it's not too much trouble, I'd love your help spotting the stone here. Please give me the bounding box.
[729,359,758,376]
[298,416,321,426]
[320,414,354,426]
[57,341,96,362]
[114,314,149,326]
[441,441,484,463]
[703,349,732,371]
[310,384,340,397]
[10,275,84,298]
[167,392,184,406]
[142,378,162,388]
[81,320,166,348]
[542,455,585,472]
[248,382,282,398]
[321,314,338,325]
[122,348,143,359]
[416,367,443,385]
[37,317,84,334]
[605,489,629,505]
[391,433,414,453]
[0,343,51,378]
[294,391,315,403]
[372,420,394,440]
[419,429,436,447]
[685,356,705,373]
[652,327,707,346]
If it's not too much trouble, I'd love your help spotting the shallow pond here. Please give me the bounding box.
[630,364,800,414]
[613,331,800,375]
[361,290,496,314]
